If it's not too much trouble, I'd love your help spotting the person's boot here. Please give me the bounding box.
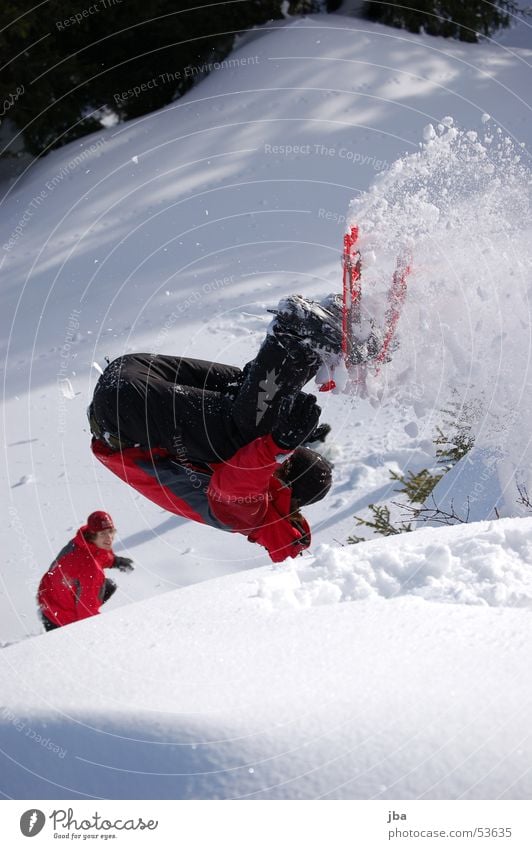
[319,294,387,364]
[350,320,387,364]
[269,294,343,355]
[319,293,343,325]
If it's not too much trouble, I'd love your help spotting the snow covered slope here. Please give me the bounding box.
[1,517,532,800]
[1,13,532,799]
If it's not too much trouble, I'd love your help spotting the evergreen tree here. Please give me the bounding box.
[1,1,314,157]
[363,1,516,42]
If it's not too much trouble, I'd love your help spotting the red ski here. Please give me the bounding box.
[319,226,362,392]
[319,227,411,391]
[342,226,363,364]
[373,251,412,374]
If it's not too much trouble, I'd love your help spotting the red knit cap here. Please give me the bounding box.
[87,511,115,532]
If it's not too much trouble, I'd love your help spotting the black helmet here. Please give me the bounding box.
[281,447,333,506]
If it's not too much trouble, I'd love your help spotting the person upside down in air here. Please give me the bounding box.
[88,293,364,563]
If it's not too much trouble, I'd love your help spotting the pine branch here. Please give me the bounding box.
[516,483,532,511]
[346,391,479,545]
[390,467,443,503]
[348,503,413,543]
[393,495,470,526]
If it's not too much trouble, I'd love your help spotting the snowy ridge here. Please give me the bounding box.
[1,517,532,800]
[258,517,532,609]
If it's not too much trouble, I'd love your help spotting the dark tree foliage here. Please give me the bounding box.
[0,1,317,156]
[363,1,516,42]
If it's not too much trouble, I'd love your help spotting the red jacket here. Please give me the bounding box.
[38,527,115,626]
[92,433,311,563]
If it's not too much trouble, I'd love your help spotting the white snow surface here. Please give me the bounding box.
[2,519,532,800]
[1,14,532,799]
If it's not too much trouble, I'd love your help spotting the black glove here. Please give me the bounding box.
[113,556,134,573]
[272,394,321,450]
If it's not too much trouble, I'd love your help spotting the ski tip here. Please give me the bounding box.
[344,225,359,247]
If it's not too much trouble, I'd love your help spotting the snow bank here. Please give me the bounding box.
[2,520,532,800]
[258,517,532,609]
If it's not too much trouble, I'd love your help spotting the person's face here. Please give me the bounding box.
[93,528,116,550]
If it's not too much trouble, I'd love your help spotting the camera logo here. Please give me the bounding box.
[20,809,46,837]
